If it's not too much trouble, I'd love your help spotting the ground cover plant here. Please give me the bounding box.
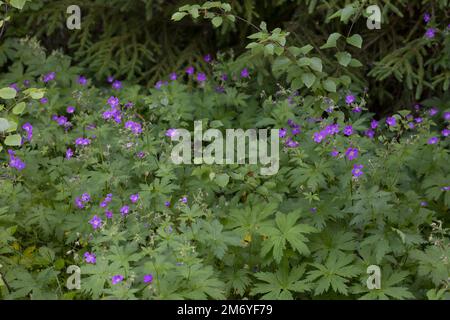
[0,0,449,300]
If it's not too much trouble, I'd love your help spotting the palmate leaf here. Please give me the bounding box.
[307,252,360,296]
[251,264,311,300]
[259,211,317,263]
[410,246,450,286]
[81,258,124,299]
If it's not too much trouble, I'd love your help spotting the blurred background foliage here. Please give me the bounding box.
[1,0,450,114]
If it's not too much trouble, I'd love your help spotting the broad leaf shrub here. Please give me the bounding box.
[0,3,449,300]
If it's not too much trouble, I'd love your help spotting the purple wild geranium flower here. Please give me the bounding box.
[279,128,287,138]
[164,201,171,207]
[408,122,415,129]
[84,252,96,264]
[343,125,353,136]
[441,186,450,191]
[423,13,431,23]
[40,97,48,104]
[285,138,299,148]
[365,129,375,139]
[240,68,249,78]
[143,274,153,283]
[429,107,438,116]
[124,121,142,135]
[313,131,326,143]
[107,76,114,83]
[180,196,188,204]
[345,94,355,105]
[75,197,84,209]
[112,80,122,90]
[120,205,129,216]
[330,149,339,157]
[425,28,436,39]
[220,74,228,81]
[9,83,19,92]
[165,128,177,138]
[75,137,91,146]
[154,80,164,90]
[78,75,87,85]
[65,148,73,159]
[89,215,102,230]
[420,201,428,207]
[130,193,139,203]
[186,66,194,75]
[196,73,207,82]
[203,54,212,63]
[42,72,56,83]
[386,117,396,126]
[443,112,450,121]
[105,210,113,219]
[22,123,33,141]
[345,147,359,161]
[81,193,91,202]
[124,102,134,109]
[352,107,362,113]
[415,117,423,123]
[111,275,124,285]
[66,106,75,114]
[442,129,450,137]
[352,164,364,178]
[292,127,301,135]
[7,149,26,171]
[169,72,177,81]
[427,136,439,145]
[107,96,120,108]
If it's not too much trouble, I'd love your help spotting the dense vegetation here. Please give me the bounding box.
[0,0,449,300]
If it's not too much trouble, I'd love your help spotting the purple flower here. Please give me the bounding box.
[124,121,142,135]
[408,122,415,129]
[137,151,146,159]
[423,13,431,23]
[386,117,396,127]
[365,129,375,139]
[196,73,207,82]
[285,137,299,148]
[89,215,102,230]
[107,96,120,108]
[124,102,134,109]
[220,74,228,81]
[65,148,73,159]
[9,83,19,92]
[42,72,56,83]
[415,117,423,123]
[75,197,84,209]
[75,137,91,146]
[120,205,129,216]
[427,136,439,145]
[66,106,75,114]
[105,210,113,219]
[164,201,171,207]
[107,76,114,83]
[203,54,212,63]
[111,275,124,285]
[345,147,359,161]
[154,80,164,90]
[23,80,30,87]
[84,252,96,264]
[78,75,87,86]
[143,274,153,283]
[330,149,339,157]
[420,201,428,207]
[425,28,436,39]
[180,197,188,204]
[279,128,287,138]
[443,112,450,121]
[169,72,177,81]
[352,107,362,113]
[441,186,450,191]
[313,131,326,143]
[429,107,438,116]
[442,129,450,137]
[310,207,317,213]
[292,127,301,135]
[165,128,177,138]
[130,193,139,203]
[240,68,249,78]
[186,66,194,75]
[112,80,122,90]
[81,193,91,202]
[328,124,340,135]
[40,97,48,104]
[351,164,364,178]
[345,94,356,105]
[7,149,26,171]
[343,125,353,136]
[22,123,33,141]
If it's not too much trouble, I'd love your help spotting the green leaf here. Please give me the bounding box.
[0,118,9,132]
[302,73,316,88]
[4,134,22,146]
[215,173,229,187]
[335,52,352,67]
[12,102,26,115]
[309,57,322,72]
[320,33,342,49]
[323,79,337,92]
[211,16,223,28]
[171,12,187,21]
[9,0,28,10]
[0,87,17,99]
[346,34,363,48]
